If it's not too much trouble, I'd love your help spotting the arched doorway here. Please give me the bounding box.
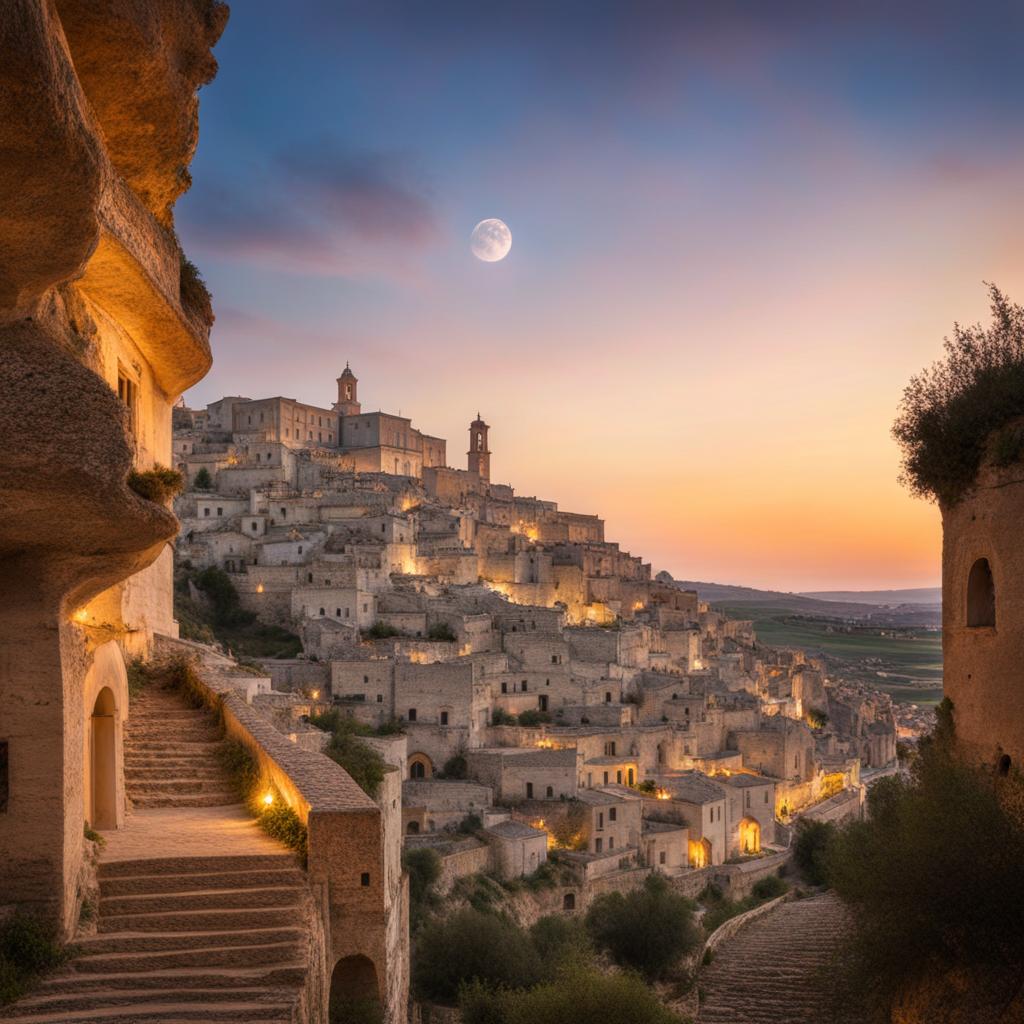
[739,817,761,855]
[689,837,712,868]
[90,688,117,830]
[408,753,433,780]
[329,954,380,1024]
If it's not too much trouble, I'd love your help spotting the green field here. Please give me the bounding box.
[719,603,944,705]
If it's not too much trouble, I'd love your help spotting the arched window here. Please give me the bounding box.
[967,558,996,627]
[410,761,425,780]
[562,892,576,911]
[998,754,1012,777]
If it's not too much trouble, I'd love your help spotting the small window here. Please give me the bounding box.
[659,851,666,865]
[440,711,449,726]
[408,708,417,722]
[595,837,603,853]
[336,608,341,617]
[546,785,553,798]
[501,682,508,694]
[216,507,223,516]
[377,694,383,703]
[608,836,614,850]
[563,893,575,911]
[526,782,534,799]
[605,692,612,703]
[363,675,369,684]
[609,807,617,822]
[203,507,210,517]
[998,754,1012,776]
[360,872,370,887]
[319,608,325,617]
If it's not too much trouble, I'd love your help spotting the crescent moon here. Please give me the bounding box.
[470,218,512,262]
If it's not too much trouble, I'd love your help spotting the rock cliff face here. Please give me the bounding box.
[0,0,226,933]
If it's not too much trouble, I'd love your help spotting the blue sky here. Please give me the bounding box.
[178,1,1024,590]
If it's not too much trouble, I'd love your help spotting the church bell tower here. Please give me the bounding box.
[334,364,361,417]
[468,414,490,481]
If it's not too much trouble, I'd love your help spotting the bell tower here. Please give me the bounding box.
[334,364,360,417]
[468,413,490,481]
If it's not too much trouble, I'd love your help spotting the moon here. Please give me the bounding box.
[470,218,512,262]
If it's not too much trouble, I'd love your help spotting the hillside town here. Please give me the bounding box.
[171,367,898,880]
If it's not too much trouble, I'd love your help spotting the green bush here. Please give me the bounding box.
[0,914,67,1006]
[491,708,517,726]
[528,915,591,972]
[893,285,1024,504]
[127,465,184,504]
[427,622,457,642]
[179,253,214,327]
[192,467,213,490]
[439,753,468,779]
[585,873,699,980]
[751,874,788,901]
[309,710,386,797]
[516,710,551,727]
[827,710,1024,1012]
[403,847,442,909]
[460,967,686,1024]
[792,818,836,886]
[364,621,404,639]
[413,908,542,1004]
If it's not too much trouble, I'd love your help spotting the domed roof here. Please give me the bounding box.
[337,362,356,380]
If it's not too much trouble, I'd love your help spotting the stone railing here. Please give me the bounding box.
[702,892,791,955]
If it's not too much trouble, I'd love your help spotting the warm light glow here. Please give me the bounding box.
[310,690,320,700]
[262,792,274,807]
[688,839,709,869]
[73,608,89,624]
[656,788,672,801]
[256,582,265,594]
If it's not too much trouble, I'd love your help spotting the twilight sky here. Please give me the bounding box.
[179,1,1024,592]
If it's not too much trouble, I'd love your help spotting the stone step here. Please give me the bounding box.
[127,793,238,809]
[100,886,302,918]
[126,779,234,795]
[70,940,304,974]
[127,767,226,781]
[7,985,299,1017]
[0,1000,297,1023]
[124,741,222,753]
[35,965,307,994]
[100,869,303,897]
[99,905,301,934]
[99,855,295,879]
[124,757,226,771]
[74,927,305,955]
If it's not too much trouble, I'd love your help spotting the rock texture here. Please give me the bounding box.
[698,893,853,1024]
[0,0,224,933]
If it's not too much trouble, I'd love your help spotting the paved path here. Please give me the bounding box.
[698,892,852,1024]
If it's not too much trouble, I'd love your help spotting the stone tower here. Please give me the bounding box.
[942,448,1024,774]
[335,363,361,416]
[468,414,490,481]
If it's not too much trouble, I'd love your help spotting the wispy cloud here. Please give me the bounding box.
[180,144,438,277]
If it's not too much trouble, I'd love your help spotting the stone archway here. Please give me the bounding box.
[408,752,433,780]
[89,687,117,830]
[83,641,128,832]
[739,817,761,855]
[329,954,380,1023]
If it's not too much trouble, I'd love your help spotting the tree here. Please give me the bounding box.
[585,873,699,980]
[192,466,213,489]
[827,715,1024,1011]
[460,968,686,1024]
[792,818,836,886]
[893,285,1024,504]
[413,909,542,1004]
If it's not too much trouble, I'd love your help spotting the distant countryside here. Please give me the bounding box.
[674,580,943,707]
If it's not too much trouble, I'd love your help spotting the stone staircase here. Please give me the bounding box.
[0,683,313,1023]
[698,892,853,1024]
[124,685,238,809]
